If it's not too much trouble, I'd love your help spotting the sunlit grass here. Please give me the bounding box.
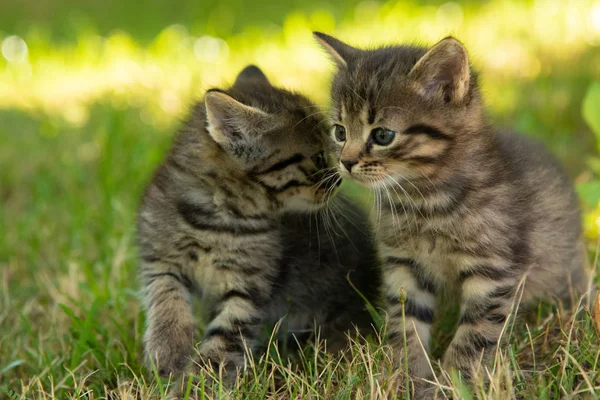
[1,0,599,124]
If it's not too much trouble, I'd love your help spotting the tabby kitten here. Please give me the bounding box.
[314,33,590,390]
[137,65,379,386]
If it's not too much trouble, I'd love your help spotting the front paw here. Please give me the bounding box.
[144,323,195,376]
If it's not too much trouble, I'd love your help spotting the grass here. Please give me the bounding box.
[1,100,599,400]
[1,0,600,398]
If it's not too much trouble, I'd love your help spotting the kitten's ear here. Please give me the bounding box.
[234,65,270,87]
[408,37,470,104]
[313,32,358,67]
[204,90,280,146]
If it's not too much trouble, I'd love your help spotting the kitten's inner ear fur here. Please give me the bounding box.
[234,65,271,87]
[204,91,278,146]
[408,37,470,104]
[313,32,358,67]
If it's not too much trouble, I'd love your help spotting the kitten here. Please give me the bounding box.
[314,32,591,392]
[136,65,379,387]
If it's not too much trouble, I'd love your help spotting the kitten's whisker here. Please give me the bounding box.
[326,199,359,251]
[309,167,339,180]
[328,198,363,234]
[384,179,408,238]
[297,104,330,111]
[384,173,421,233]
[293,110,328,129]
[373,180,384,230]
[385,161,437,193]
[319,206,341,264]
[310,172,340,195]
[381,183,405,246]
[342,80,367,104]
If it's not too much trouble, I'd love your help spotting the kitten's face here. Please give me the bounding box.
[205,66,340,212]
[314,33,481,189]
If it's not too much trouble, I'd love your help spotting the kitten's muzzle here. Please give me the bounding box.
[341,159,358,173]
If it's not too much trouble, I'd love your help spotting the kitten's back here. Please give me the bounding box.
[494,130,586,302]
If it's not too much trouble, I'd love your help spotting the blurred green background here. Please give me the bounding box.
[1,0,600,396]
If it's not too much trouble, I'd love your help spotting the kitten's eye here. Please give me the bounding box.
[311,152,328,169]
[331,124,346,142]
[371,128,395,146]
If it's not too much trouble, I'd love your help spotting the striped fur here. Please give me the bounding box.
[315,33,592,392]
[137,65,380,386]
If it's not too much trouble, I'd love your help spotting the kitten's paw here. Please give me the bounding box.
[144,323,195,376]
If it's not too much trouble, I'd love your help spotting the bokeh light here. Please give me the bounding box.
[0,0,597,128]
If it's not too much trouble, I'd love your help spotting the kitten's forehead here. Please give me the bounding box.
[331,45,428,120]
[229,83,325,142]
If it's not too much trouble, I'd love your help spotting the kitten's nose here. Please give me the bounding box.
[341,159,358,172]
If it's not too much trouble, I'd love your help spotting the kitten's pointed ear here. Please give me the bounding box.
[408,37,470,104]
[234,65,270,87]
[313,32,358,67]
[204,90,279,146]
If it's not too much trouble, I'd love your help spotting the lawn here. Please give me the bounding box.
[1,0,600,398]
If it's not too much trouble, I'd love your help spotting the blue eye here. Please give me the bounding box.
[332,124,346,142]
[371,128,395,146]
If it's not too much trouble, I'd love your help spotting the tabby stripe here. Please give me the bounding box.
[175,240,212,253]
[141,255,161,263]
[486,313,508,324]
[403,124,453,141]
[454,332,498,358]
[219,184,237,200]
[260,180,306,193]
[256,153,305,175]
[203,328,246,352]
[388,296,434,324]
[386,329,415,344]
[177,201,273,235]
[298,165,310,178]
[143,272,194,289]
[368,107,376,125]
[168,157,191,175]
[404,155,441,164]
[459,301,507,325]
[457,265,511,284]
[214,261,263,275]
[488,284,515,299]
[205,325,255,341]
[221,289,268,307]
[386,331,402,343]
[385,257,436,294]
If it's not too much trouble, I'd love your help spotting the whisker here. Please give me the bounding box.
[293,110,328,129]
[382,179,410,238]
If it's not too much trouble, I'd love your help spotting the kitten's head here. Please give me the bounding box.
[204,65,339,212]
[313,33,486,188]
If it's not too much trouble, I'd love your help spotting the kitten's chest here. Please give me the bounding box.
[180,231,282,300]
[377,224,461,283]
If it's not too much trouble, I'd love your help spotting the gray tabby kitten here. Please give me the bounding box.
[314,33,591,390]
[137,65,379,385]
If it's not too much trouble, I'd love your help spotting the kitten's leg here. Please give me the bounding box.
[384,257,437,383]
[141,260,196,376]
[193,265,275,380]
[443,268,517,382]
